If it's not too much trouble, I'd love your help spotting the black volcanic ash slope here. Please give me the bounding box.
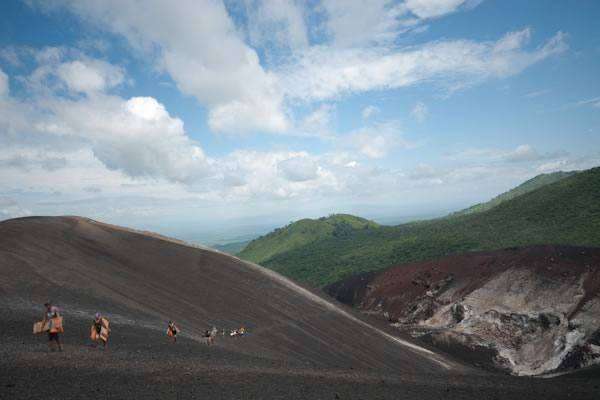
[2,217,600,399]
[0,216,448,374]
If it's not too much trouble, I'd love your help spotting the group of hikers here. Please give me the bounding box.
[166,320,247,344]
[36,301,247,350]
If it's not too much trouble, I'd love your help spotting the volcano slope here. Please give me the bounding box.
[326,245,600,376]
[1,217,599,399]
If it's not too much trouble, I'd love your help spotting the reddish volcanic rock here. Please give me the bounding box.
[326,246,600,375]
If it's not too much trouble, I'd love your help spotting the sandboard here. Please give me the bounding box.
[90,318,110,342]
[33,321,49,334]
[90,325,99,341]
[100,318,110,342]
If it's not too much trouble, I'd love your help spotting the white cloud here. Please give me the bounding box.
[245,0,309,51]
[503,144,540,162]
[23,49,125,96]
[279,29,567,102]
[0,150,67,171]
[573,96,600,109]
[278,156,319,182]
[0,197,32,220]
[42,0,290,135]
[361,105,380,120]
[342,121,410,159]
[322,0,406,48]
[403,0,475,19]
[408,163,439,180]
[536,159,568,173]
[297,103,335,137]
[524,89,551,98]
[0,47,22,67]
[411,101,428,122]
[218,150,338,200]
[38,95,211,182]
[0,68,8,97]
[447,144,569,164]
[56,59,124,94]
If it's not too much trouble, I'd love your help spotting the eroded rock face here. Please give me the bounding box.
[326,246,600,375]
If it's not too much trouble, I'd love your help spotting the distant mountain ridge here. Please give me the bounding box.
[238,167,600,287]
[240,214,379,265]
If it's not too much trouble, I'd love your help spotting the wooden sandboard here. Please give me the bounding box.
[33,321,49,334]
[100,318,110,342]
[90,318,110,342]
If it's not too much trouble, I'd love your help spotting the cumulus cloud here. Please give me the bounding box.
[218,150,338,200]
[29,2,564,140]
[23,48,125,95]
[342,121,411,159]
[278,156,319,182]
[38,95,211,182]
[38,0,290,135]
[1,52,211,183]
[56,59,124,94]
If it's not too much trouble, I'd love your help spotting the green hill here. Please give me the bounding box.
[212,240,250,255]
[449,170,578,217]
[239,214,379,264]
[238,167,600,287]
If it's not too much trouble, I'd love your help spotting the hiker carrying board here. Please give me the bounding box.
[91,313,110,349]
[166,321,179,343]
[34,302,63,352]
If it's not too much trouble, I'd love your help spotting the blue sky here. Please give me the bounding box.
[0,0,599,242]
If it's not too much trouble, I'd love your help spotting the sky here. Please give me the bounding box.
[0,0,599,242]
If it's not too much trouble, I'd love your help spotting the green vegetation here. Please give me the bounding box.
[213,240,250,255]
[449,170,578,217]
[240,214,379,264]
[238,168,600,287]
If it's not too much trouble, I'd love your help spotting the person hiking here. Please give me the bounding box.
[167,321,179,343]
[42,302,63,352]
[204,329,214,346]
[91,313,110,349]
